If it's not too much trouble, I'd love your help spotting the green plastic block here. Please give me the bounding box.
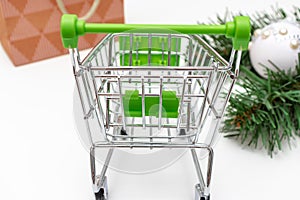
[119,36,181,66]
[122,90,179,118]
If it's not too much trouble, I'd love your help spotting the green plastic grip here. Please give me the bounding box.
[60,14,251,50]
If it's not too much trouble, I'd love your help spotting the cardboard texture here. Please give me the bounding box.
[0,0,124,66]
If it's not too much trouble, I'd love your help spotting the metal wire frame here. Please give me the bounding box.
[71,32,241,145]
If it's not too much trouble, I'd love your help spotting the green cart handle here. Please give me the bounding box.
[61,14,251,50]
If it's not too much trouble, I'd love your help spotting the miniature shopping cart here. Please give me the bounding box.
[61,14,250,200]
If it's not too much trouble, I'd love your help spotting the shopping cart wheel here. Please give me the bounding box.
[95,188,105,200]
[195,184,210,200]
[199,195,210,200]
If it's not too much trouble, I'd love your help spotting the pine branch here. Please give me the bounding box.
[201,6,300,156]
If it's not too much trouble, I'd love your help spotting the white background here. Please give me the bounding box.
[1,0,300,200]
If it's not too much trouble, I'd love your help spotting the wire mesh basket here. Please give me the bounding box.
[61,14,250,200]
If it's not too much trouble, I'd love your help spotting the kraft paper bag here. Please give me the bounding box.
[0,0,124,66]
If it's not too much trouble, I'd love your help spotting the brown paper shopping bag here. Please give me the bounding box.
[0,0,124,66]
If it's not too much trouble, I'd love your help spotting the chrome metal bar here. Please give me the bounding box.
[98,93,205,98]
[187,75,192,132]
[91,66,216,71]
[149,116,153,144]
[94,51,99,66]
[121,36,126,65]
[90,146,96,186]
[177,76,187,131]
[99,48,105,66]
[81,34,110,65]
[191,149,206,192]
[104,42,109,62]
[167,118,171,143]
[113,39,118,66]
[104,83,183,89]
[130,117,135,142]
[175,37,179,65]
[167,34,171,66]
[228,49,236,69]
[191,42,198,66]
[148,33,152,66]
[94,142,209,149]
[199,51,208,67]
[141,76,146,129]
[94,74,210,79]
[105,85,110,130]
[98,148,114,190]
[188,38,193,65]
[117,76,126,130]
[129,33,133,66]
[194,71,213,143]
[191,35,229,67]
[161,36,165,65]
[194,45,203,66]
[211,71,226,101]
[108,123,198,129]
[81,72,93,109]
[234,50,242,76]
[106,132,197,139]
[74,72,93,145]
[135,35,139,64]
[90,69,106,132]
[206,147,214,190]
[158,76,163,130]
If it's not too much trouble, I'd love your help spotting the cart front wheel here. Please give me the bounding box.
[199,195,210,200]
[95,188,106,200]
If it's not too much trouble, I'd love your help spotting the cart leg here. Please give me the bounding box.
[192,147,213,200]
[90,146,114,200]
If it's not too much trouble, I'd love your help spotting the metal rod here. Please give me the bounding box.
[97,93,205,98]
[191,149,206,191]
[117,76,126,130]
[148,33,152,66]
[98,148,114,189]
[158,76,163,130]
[122,36,125,65]
[161,36,165,65]
[129,33,133,66]
[177,77,187,131]
[194,71,213,143]
[175,37,179,65]
[108,123,198,129]
[149,116,153,144]
[90,69,106,136]
[206,147,214,190]
[94,142,210,149]
[191,35,229,67]
[167,118,171,143]
[94,74,209,79]
[141,76,146,129]
[91,66,217,71]
[167,34,171,66]
[90,146,96,186]
[194,45,203,66]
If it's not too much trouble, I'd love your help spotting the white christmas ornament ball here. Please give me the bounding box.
[249,21,300,78]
